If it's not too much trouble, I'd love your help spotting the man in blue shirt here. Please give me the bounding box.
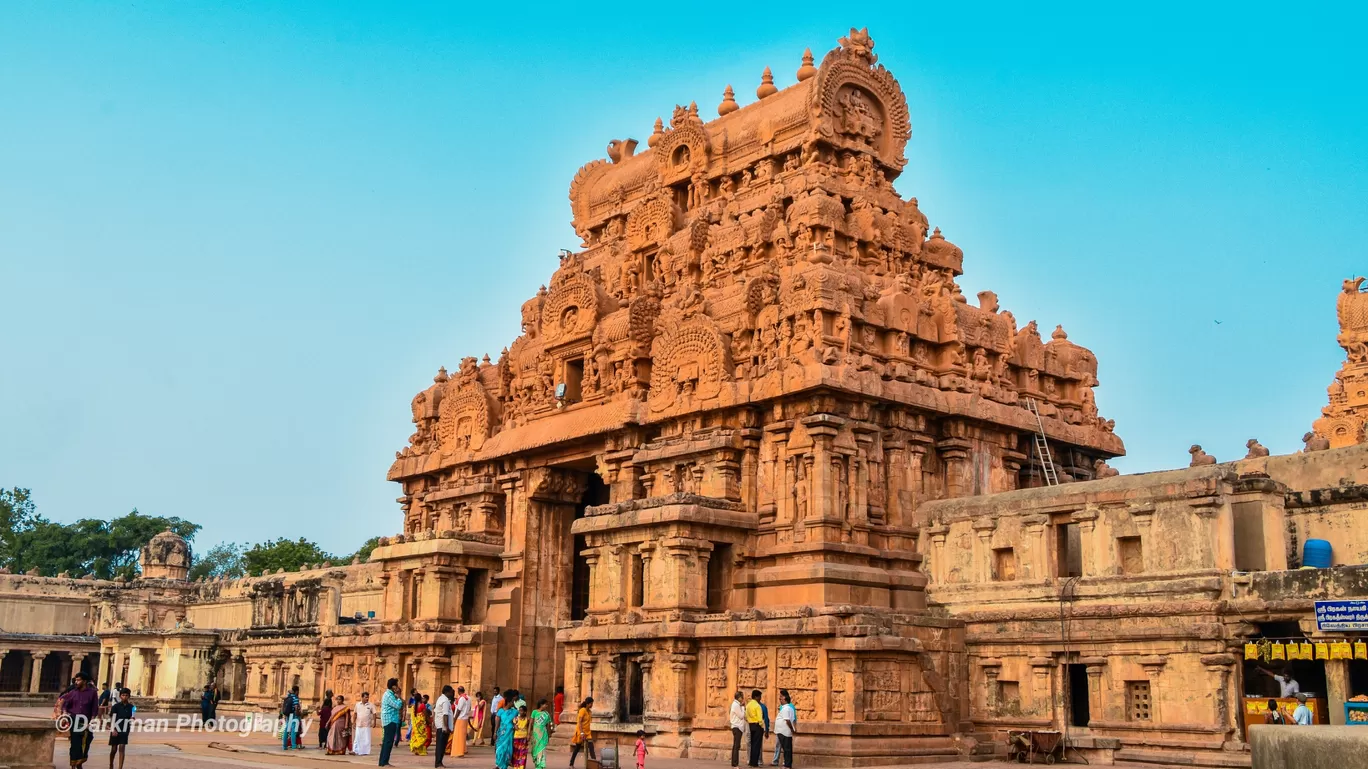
[280,685,301,750]
[1292,693,1313,725]
[379,678,404,767]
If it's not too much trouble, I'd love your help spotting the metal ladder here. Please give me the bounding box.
[1026,397,1059,486]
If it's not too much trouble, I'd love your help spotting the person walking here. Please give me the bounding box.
[494,695,518,769]
[379,678,404,767]
[553,686,565,727]
[634,729,648,769]
[569,697,596,768]
[281,685,302,751]
[59,671,99,769]
[512,704,531,769]
[774,690,796,769]
[530,698,553,769]
[728,691,746,769]
[472,691,488,746]
[434,685,454,766]
[319,691,334,749]
[453,686,471,757]
[353,691,376,756]
[745,690,764,768]
[490,687,505,747]
[326,695,353,755]
[107,687,134,769]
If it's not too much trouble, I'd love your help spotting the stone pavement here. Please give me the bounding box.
[2,707,990,769]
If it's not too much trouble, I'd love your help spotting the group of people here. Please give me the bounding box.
[1258,668,1315,726]
[54,672,135,769]
[728,689,798,769]
[371,681,565,769]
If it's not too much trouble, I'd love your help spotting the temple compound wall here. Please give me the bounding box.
[917,444,1368,765]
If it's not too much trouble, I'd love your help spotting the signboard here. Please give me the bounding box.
[1314,599,1368,631]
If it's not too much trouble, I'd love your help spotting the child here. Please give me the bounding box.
[635,729,648,769]
[109,687,134,769]
[512,704,531,769]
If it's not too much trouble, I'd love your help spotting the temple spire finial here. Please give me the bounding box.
[756,66,778,99]
[796,48,817,81]
[647,117,664,147]
[718,85,739,116]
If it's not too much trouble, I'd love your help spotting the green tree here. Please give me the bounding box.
[348,535,383,564]
[243,538,336,575]
[190,542,247,580]
[7,509,200,579]
[0,488,38,565]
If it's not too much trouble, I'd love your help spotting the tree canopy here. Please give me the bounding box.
[0,487,381,579]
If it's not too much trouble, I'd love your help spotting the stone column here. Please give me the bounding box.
[972,517,996,582]
[578,657,597,706]
[1021,515,1049,580]
[1140,656,1166,725]
[926,525,950,584]
[1071,509,1099,577]
[1028,658,1053,720]
[70,652,87,681]
[1083,659,1105,726]
[980,659,1003,712]
[29,651,48,693]
[0,650,7,691]
[1326,659,1350,726]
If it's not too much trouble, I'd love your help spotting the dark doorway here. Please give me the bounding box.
[707,543,733,612]
[571,474,609,621]
[1057,523,1082,578]
[0,653,23,691]
[618,654,644,723]
[1067,664,1090,727]
[462,568,488,623]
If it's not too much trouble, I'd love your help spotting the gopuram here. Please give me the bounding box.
[4,27,1368,769]
[373,26,1121,762]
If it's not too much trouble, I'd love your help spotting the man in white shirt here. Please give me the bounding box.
[1259,667,1301,697]
[1292,693,1313,725]
[433,685,455,767]
[352,691,376,756]
[728,690,746,768]
[490,687,505,746]
[773,690,797,769]
[453,686,472,757]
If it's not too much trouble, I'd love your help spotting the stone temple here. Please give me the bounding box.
[3,28,1368,768]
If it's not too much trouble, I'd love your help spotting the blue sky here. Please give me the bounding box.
[1,2,1365,556]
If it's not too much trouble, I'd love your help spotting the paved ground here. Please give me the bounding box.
[3,707,991,769]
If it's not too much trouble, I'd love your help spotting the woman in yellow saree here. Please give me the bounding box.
[409,694,430,755]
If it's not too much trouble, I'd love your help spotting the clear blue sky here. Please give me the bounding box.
[2,3,1365,557]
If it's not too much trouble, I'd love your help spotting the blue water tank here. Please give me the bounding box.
[1303,539,1333,568]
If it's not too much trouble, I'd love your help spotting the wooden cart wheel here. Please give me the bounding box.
[1044,754,1055,765]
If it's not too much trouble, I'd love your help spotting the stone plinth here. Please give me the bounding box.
[0,718,57,769]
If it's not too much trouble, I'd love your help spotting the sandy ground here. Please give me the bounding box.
[3,707,993,769]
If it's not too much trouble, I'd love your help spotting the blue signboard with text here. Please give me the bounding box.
[1314,599,1368,631]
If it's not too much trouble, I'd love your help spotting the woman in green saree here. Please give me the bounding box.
[530,698,553,769]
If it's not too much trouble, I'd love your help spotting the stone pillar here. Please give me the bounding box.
[0,650,7,691]
[1083,659,1105,726]
[981,660,1003,712]
[1072,509,1099,577]
[1029,658,1053,720]
[70,652,87,681]
[1022,515,1049,580]
[1200,654,1238,744]
[29,651,48,693]
[1140,656,1166,725]
[1327,659,1350,726]
[926,525,950,584]
[578,657,597,706]
[972,517,996,582]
